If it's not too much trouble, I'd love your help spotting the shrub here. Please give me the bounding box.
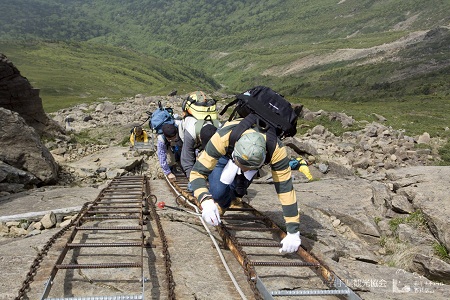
[433,242,450,261]
[388,210,427,233]
[438,140,450,165]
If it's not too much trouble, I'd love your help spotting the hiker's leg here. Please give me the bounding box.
[166,149,175,166]
[208,156,233,208]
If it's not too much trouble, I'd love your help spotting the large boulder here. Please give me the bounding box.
[0,53,63,137]
[0,108,58,187]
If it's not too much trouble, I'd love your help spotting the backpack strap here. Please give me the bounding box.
[163,135,169,149]
[194,119,206,142]
[219,99,239,121]
[264,127,277,164]
[226,114,257,157]
[194,114,220,145]
[226,114,277,164]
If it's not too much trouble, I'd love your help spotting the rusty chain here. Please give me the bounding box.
[15,201,92,300]
[145,191,176,299]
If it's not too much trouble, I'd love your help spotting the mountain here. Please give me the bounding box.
[1,0,450,112]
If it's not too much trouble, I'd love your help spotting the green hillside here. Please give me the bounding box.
[1,0,449,96]
[1,41,219,112]
[0,0,450,95]
[1,0,450,157]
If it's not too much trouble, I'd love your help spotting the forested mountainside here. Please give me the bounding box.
[2,0,448,51]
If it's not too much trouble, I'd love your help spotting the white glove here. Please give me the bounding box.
[279,231,301,253]
[201,199,221,226]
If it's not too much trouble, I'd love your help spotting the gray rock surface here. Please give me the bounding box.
[0,108,59,186]
[0,79,449,298]
[3,164,450,299]
[249,168,450,299]
[0,179,253,300]
[387,167,450,251]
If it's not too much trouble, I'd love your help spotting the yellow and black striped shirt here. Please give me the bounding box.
[190,119,300,233]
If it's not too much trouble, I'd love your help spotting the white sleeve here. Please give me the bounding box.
[184,116,197,140]
[178,119,186,142]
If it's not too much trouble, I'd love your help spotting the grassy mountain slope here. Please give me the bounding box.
[1,0,450,154]
[1,0,449,97]
[1,41,219,112]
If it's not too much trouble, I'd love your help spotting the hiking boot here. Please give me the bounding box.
[229,197,245,209]
[216,202,227,217]
[170,165,183,175]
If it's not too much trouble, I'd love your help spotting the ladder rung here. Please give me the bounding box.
[90,205,141,209]
[222,215,267,220]
[238,242,280,247]
[86,210,141,214]
[76,226,142,231]
[95,200,142,203]
[108,186,142,189]
[46,295,143,300]
[271,288,351,296]
[226,226,278,231]
[251,261,319,267]
[67,242,143,247]
[103,191,142,195]
[56,262,142,269]
[82,216,140,220]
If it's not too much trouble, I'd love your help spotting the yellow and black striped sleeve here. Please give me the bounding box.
[270,141,300,233]
[189,120,240,202]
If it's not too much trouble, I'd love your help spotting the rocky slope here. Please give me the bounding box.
[0,73,449,298]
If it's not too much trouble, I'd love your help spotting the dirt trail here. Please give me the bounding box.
[262,30,428,76]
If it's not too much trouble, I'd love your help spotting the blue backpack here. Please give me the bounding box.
[150,101,175,134]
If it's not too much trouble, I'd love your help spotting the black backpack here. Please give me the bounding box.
[220,86,303,163]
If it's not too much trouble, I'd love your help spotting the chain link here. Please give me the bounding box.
[145,185,176,299]
[15,201,91,300]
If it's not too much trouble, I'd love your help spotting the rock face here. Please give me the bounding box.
[0,54,63,191]
[0,108,58,189]
[249,168,450,299]
[0,54,62,136]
